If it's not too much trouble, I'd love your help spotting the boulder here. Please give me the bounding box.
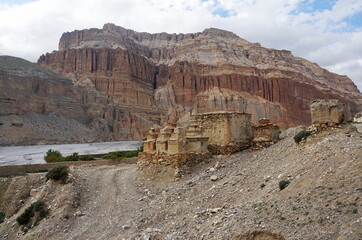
[310,99,345,124]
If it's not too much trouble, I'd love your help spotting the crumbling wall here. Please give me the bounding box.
[252,118,279,150]
[192,111,252,154]
[354,112,362,123]
[310,99,344,124]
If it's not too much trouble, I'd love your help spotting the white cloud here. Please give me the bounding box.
[0,0,361,92]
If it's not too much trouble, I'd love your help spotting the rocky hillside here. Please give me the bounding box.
[0,125,361,239]
[0,55,160,144]
[0,56,99,145]
[39,24,362,137]
[0,56,86,120]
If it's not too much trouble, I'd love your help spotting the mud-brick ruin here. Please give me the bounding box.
[252,118,280,150]
[309,99,345,132]
[138,111,278,177]
[191,112,253,154]
[138,99,350,179]
[138,121,211,177]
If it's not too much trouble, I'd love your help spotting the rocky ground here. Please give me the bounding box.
[0,124,361,239]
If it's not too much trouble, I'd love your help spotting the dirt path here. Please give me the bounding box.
[59,164,142,240]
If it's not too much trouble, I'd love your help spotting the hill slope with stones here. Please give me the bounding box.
[0,125,361,239]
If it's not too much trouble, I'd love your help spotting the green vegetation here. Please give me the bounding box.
[44,146,143,163]
[44,149,95,163]
[16,201,49,227]
[260,183,266,189]
[46,165,69,184]
[138,144,144,152]
[102,149,142,159]
[294,130,311,143]
[278,180,290,190]
[44,149,63,162]
[0,212,5,224]
[79,155,95,161]
[63,152,79,161]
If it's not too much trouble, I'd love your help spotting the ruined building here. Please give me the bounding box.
[191,112,252,154]
[310,99,345,124]
[142,111,252,156]
[139,111,262,178]
[310,99,345,132]
[252,118,280,149]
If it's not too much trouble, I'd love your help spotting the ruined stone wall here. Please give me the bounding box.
[192,112,252,145]
[253,126,278,142]
[310,99,344,124]
[191,111,252,154]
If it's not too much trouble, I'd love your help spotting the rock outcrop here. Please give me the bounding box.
[0,56,87,121]
[0,55,164,144]
[0,56,100,145]
[36,24,362,139]
[310,99,345,124]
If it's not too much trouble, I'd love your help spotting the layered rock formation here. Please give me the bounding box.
[0,55,163,144]
[0,56,86,121]
[0,56,99,145]
[37,24,362,139]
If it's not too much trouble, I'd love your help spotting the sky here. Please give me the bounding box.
[0,0,361,92]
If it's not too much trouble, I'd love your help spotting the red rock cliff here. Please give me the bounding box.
[38,24,362,138]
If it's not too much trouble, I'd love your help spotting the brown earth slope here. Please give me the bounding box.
[0,124,361,239]
[39,24,362,136]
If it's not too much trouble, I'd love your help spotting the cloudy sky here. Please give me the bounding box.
[0,0,361,92]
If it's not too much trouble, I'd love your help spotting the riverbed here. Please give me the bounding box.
[0,141,140,166]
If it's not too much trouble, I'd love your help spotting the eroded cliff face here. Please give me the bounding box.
[0,56,87,122]
[38,23,362,139]
[0,56,100,145]
[38,48,166,140]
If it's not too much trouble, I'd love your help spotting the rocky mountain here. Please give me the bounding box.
[37,23,361,140]
[0,55,161,144]
[0,56,99,145]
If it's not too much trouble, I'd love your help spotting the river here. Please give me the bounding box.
[0,141,140,166]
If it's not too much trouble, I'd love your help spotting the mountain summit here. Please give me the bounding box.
[36,24,362,140]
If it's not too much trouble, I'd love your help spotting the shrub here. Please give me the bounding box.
[16,201,49,227]
[294,130,310,143]
[64,152,79,161]
[80,155,95,161]
[138,144,144,152]
[44,149,63,162]
[0,212,5,224]
[260,183,266,189]
[279,180,290,190]
[102,150,141,159]
[46,165,69,184]
[45,150,95,163]
[16,206,34,225]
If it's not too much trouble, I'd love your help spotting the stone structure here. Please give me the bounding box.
[192,112,252,154]
[142,112,253,156]
[353,112,362,123]
[310,99,345,124]
[142,123,209,155]
[252,118,280,149]
[139,121,211,178]
[139,112,280,178]
[143,128,160,153]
